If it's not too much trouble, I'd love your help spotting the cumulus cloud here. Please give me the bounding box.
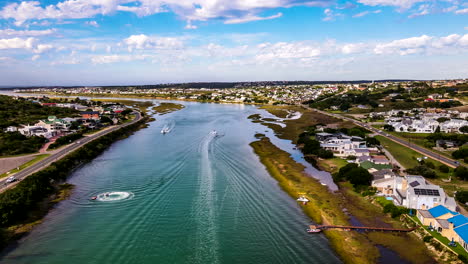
[341,43,367,54]
[0,0,333,27]
[374,34,468,55]
[123,34,184,52]
[0,37,54,54]
[0,37,36,50]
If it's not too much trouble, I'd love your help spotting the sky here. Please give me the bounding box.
[0,0,467,86]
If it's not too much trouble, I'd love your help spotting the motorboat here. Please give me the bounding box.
[210,130,218,136]
[90,196,97,200]
[297,196,309,203]
[161,128,170,134]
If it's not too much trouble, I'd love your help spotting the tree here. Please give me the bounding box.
[439,164,450,173]
[455,191,468,204]
[335,163,372,186]
[454,166,468,180]
[365,137,380,147]
[383,124,395,132]
[461,126,468,134]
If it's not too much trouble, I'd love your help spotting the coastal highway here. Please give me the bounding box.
[309,107,462,169]
[0,112,142,192]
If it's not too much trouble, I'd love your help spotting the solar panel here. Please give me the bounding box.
[414,188,440,196]
[409,181,420,187]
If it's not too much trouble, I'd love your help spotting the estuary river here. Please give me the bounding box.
[1,101,342,264]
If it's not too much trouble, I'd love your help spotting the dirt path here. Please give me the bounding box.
[0,155,36,175]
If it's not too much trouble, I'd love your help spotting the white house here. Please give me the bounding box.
[373,175,456,211]
[440,119,468,133]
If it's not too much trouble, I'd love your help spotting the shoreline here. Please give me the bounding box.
[0,115,152,253]
[250,136,378,263]
[250,105,438,264]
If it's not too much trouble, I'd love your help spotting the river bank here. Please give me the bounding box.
[251,105,438,263]
[250,136,378,263]
[0,115,151,251]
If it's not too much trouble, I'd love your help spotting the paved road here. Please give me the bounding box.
[308,107,462,168]
[0,112,142,192]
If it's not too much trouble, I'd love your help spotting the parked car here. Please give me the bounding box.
[6,176,16,183]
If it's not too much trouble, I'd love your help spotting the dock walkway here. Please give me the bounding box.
[308,224,418,233]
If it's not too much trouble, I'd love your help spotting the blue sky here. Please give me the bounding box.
[0,0,467,86]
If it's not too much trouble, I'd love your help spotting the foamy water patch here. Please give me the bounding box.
[95,191,134,202]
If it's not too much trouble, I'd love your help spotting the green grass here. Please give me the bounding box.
[316,158,348,174]
[0,154,50,179]
[250,136,379,264]
[376,135,452,177]
[152,103,185,115]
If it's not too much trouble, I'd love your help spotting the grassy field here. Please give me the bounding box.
[376,135,452,175]
[376,135,468,195]
[260,105,354,143]
[91,98,154,112]
[316,158,348,174]
[152,103,185,115]
[250,136,379,264]
[389,131,463,162]
[0,154,50,179]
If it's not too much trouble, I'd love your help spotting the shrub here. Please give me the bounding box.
[439,164,450,173]
[423,236,433,243]
[459,254,468,264]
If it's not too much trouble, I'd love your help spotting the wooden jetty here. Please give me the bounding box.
[307,225,418,233]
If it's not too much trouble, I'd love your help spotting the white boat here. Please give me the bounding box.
[297,196,309,203]
[210,130,218,136]
[161,128,170,134]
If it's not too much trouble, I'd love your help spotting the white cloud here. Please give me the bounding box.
[341,43,367,54]
[357,0,425,9]
[91,54,150,64]
[0,0,333,27]
[0,37,35,50]
[353,11,369,17]
[374,35,432,55]
[0,28,56,37]
[374,34,468,55]
[455,8,468,14]
[34,43,54,53]
[323,8,342,21]
[86,20,99,27]
[224,12,283,24]
[255,42,321,63]
[123,34,184,51]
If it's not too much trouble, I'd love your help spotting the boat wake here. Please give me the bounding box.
[93,191,134,202]
[191,131,220,263]
[161,121,176,134]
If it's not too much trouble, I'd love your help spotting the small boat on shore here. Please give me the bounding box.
[297,196,309,205]
[307,228,322,233]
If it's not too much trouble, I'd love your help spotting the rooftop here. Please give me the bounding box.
[428,205,457,218]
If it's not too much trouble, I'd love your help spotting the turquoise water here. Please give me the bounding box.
[1,102,341,264]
